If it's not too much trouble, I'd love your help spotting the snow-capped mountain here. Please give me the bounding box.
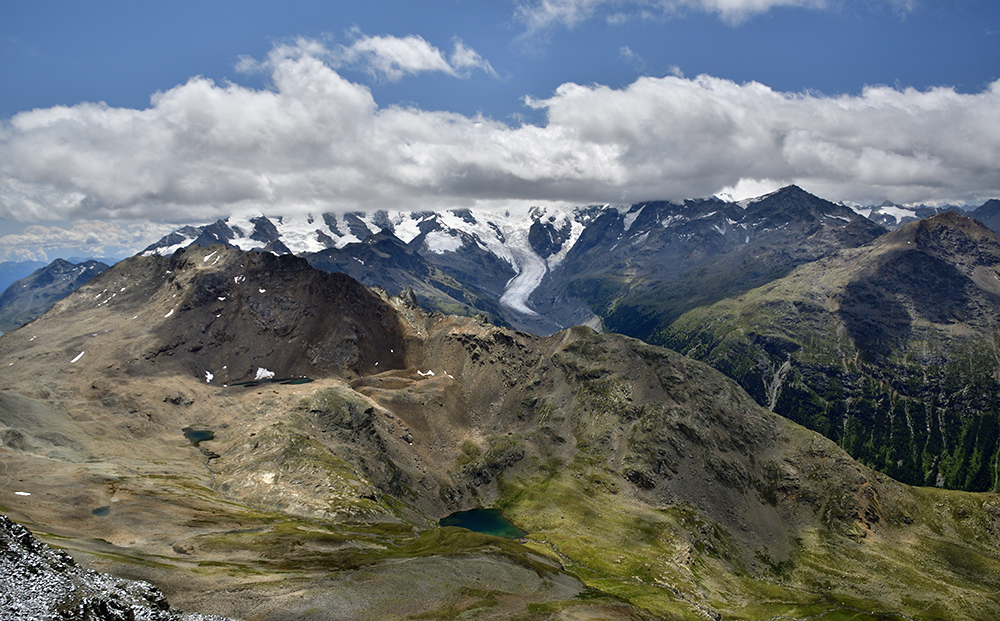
[142,206,601,333]
[139,185,886,335]
[853,200,960,230]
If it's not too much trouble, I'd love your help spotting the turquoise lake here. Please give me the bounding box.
[439,509,526,538]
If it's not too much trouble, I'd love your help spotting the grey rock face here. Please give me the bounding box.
[0,514,233,621]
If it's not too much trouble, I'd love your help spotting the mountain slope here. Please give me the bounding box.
[534,185,886,342]
[972,198,1000,235]
[665,212,1000,493]
[1,245,998,619]
[0,258,109,334]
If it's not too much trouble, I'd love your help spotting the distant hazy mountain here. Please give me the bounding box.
[861,200,959,230]
[0,258,108,334]
[971,198,1000,235]
[664,212,1000,492]
[0,259,46,294]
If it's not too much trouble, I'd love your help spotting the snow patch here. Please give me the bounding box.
[14,492,30,496]
[203,250,217,262]
[876,205,917,222]
[70,352,84,363]
[390,213,427,244]
[417,370,435,376]
[258,288,266,294]
[424,230,464,254]
[205,371,214,383]
[164,309,174,318]
[255,367,275,381]
[661,215,687,227]
[623,206,645,232]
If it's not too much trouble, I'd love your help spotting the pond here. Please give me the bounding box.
[439,508,526,539]
[91,505,111,516]
[182,427,214,446]
[230,376,314,388]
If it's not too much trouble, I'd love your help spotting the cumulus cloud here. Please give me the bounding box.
[325,31,495,82]
[515,0,827,30]
[0,39,997,226]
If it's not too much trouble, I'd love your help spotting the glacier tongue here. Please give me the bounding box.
[499,243,545,316]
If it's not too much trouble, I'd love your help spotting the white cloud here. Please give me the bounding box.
[328,31,494,82]
[0,39,997,227]
[515,0,827,30]
[0,221,177,262]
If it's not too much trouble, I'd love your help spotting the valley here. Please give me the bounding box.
[1,244,999,619]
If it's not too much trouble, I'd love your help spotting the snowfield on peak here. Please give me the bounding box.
[141,205,594,318]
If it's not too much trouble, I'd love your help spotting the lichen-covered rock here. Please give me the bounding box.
[0,514,233,621]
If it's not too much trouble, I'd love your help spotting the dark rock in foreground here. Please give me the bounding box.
[0,514,233,621]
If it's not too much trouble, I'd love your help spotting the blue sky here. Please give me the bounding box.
[4,1,995,119]
[1,0,999,260]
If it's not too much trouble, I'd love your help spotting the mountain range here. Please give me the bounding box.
[127,187,1000,493]
[2,244,999,620]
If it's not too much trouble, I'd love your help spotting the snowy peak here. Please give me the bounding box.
[135,187,889,337]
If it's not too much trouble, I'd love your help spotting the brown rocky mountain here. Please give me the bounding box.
[1,245,998,620]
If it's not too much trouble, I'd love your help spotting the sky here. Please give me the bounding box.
[1,0,999,261]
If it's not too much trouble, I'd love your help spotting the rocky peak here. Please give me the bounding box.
[972,198,1000,235]
[745,184,860,225]
[35,245,410,383]
[880,211,1000,261]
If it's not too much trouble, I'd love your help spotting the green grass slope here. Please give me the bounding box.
[664,213,1000,493]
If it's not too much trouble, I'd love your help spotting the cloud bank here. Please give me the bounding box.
[0,221,177,262]
[1,38,997,224]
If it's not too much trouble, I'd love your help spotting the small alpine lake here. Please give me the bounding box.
[182,427,214,446]
[438,508,526,539]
